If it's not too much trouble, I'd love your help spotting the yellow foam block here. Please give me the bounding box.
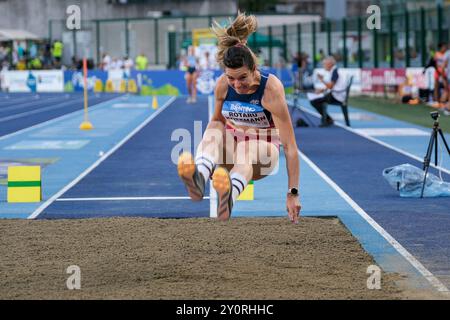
[238,180,254,201]
[127,79,138,93]
[119,80,127,93]
[7,166,42,203]
[93,79,104,93]
[105,79,114,93]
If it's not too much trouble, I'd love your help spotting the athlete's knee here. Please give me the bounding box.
[231,163,253,181]
[207,120,225,131]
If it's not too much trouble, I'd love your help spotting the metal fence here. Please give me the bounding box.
[49,4,450,69]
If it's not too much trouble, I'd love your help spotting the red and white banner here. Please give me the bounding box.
[361,68,406,94]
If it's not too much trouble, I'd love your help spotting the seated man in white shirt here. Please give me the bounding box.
[309,56,346,127]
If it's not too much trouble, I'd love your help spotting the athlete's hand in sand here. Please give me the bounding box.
[286,195,301,224]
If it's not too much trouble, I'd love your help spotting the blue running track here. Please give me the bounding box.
[0,92,122,137]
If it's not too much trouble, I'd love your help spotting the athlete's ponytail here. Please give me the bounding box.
[211,12,258,70]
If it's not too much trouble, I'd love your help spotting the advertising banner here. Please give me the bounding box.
[3,70,64,92]
[361,68,406,94]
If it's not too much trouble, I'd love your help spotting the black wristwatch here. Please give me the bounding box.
[288,187,299,196]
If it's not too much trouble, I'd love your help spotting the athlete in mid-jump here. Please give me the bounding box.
[177,12,301,223]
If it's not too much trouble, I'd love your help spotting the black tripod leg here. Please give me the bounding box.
[423,130,436,169]
[435,131,438,166]
[437,129,450,155]
[421,133,435,198]
[421,163,432,198]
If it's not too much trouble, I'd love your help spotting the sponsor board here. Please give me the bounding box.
[3,71,64,92]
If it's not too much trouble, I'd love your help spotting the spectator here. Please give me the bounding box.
[433,42,448,106]
[100,53,111,71]
[199,50,217,71]
[28,56,43,70]
[43,42,52,69]
[443,43,450,115]
[110,57,124,70]
[308,56,347,127]
[51,40,64,68]
[0,45,8,64]
[124,56,134,72]
[70,56,80,70]
[135,53,148,70]
[315,49,325,65]
[421,57,437,105]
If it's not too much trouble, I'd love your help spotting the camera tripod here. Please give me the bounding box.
[420,112,450,198]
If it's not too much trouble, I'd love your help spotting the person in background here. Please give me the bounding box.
[433,42,448,107]
[308,56,346,127]
[442,43,450,115]
[28,56,42,70]
[183,45,199,103]
[135,53,148,71]
[398,75,419,105]
[51,40,64,68]
[100,53,111,71]
[43,42,52,69]
[124,56,134,72]
[422,57,437,106]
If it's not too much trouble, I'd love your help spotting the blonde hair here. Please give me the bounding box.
[211,12,258,69]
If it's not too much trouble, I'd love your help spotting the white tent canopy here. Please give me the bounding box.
[0,29,41,41]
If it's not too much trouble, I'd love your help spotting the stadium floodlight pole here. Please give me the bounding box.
[312,21,316,68]
[437,3,443,44]
[405,8,410,68]
[297,23,302,57]
[125,19,130,58]
[80,58,93,131]
[327,20,331,56]
[48,20,53,44]
[420,7,426,67]
[96,20,101,66]
[155,18,159,65]
[342,18,347,68]
[389,12,394,68]
[373,24,378,68]
[358,16,363,68]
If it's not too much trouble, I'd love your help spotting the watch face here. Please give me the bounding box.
[290,188,298,195]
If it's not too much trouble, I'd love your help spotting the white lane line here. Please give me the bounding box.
[0,95,64,113]
[57,196,210,201]
[295,104,450,175]
[0,95,123,141]
[0,97,85,123]
[28,96,176,220]
[208,94,218,218]
[299,149,449,293]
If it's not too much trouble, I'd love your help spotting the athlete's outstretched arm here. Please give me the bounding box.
[263,75,301,223]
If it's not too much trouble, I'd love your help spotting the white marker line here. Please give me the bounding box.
[296,105,450,175]
[57,196,210,201]
[0,95,64,113]
[299,149,449,293]
[28,96,176,220]
[208,94,217,218]
[0,95,123,141]
[0,97,86,123]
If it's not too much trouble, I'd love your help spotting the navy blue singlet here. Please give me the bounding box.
[222,71,275,129]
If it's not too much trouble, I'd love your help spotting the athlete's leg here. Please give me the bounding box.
[178,121,232,201]
[212,137,279,220]
[192,72,198,102]
[186,72,193,101]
